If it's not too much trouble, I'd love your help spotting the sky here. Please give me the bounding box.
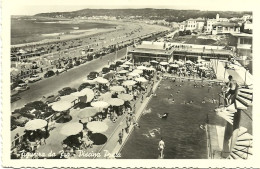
[5,0,257,15]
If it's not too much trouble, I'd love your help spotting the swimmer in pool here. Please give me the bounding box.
[158,113,169,119]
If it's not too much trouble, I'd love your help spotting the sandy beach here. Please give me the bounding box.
[11,19,170,48]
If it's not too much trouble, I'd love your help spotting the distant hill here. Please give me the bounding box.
[35,8,252,22]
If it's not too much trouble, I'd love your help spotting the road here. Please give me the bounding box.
[11,48,127,112]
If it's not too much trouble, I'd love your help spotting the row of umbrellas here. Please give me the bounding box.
[24,117,109,135]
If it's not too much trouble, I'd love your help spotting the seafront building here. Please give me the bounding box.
[128,41,233,63]
[180,14,252,35]
[127,41,174,63]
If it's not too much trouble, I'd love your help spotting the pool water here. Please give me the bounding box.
[120,78,222,159]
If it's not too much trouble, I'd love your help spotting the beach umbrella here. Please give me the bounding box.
[122,80,136,86]
[95,77,109,84]
[137,66,147,70]
[128,72,140,77]
[118,93,133,101]
[120,64,129,68]
[77,107,98,119]
[83,79,97,84]
[60,95,78,103]
[87,121,108,133]
[160,62,169,66]
[91,101,109,109]
[142,62,151,66]
[25,119,47,131]
[124,61,133,65]
[186,60,193,64]
[79,88,95,102]
[135,77,148,83]
[19,49,26,54]
[199,66,208,70]
[60,122,83,136]
[146,67,156,71]
[110,85,126,92]
[132,69,143,74]
[117,70,129,74]
[175,61,184,65]
[98,92,113,101]
[106,98,124,106]
[52,101,72,111]
[169,64,179,68]
[150,60,159,64]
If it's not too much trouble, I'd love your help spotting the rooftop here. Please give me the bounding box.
[213,22,239,27]
[128,42,174,55]
[231,33,253,38]
[136,41,165,50]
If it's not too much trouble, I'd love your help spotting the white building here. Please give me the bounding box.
[206,19,217,32]
[186,19,197,30]
[179,19,205,31]
[242,14,252,21]
[244,20,253,30]
[179,21,186,31]
[212,22,240,35]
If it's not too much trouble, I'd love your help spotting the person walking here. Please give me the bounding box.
[158,137,165,158]
[118,129,124,145]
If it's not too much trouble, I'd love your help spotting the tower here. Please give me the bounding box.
[216,14,220,21]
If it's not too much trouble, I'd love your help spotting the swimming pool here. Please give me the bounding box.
[120,78,223,159]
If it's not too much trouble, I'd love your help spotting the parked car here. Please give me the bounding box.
[58,87,77,96]
[102,67,110,74]
[65,63,73,70]
[109,64,116,71]
[44,70,55,78]
[87,71,99,80]
[11,113,29,127]
[56,68,66,74]
[41,94,61,104]
[11,94,21,103]
[14,83,30,92]
[28,74,42,83]
[78,83,95,91]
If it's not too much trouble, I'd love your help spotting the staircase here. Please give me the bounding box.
[227,126,253,159]
[216,87,253,159]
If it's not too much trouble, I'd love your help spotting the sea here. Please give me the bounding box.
[120,79,224,159]
[11,18,116,45]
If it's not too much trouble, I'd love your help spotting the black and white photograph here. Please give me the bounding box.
[1,0,259,168]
